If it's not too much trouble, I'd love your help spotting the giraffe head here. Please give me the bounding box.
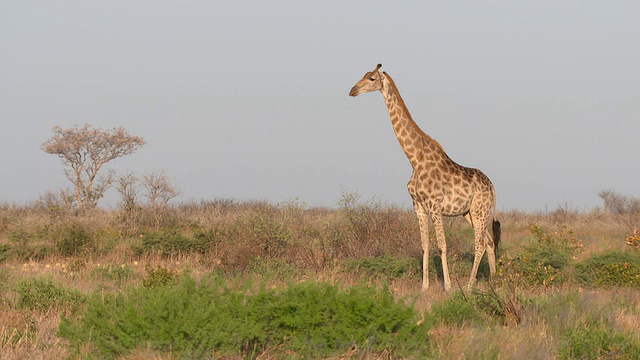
[349,63,385,97]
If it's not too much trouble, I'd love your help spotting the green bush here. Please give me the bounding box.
[91,263,134,285]
[139,230,214,256]
[254,281,429,356]
[10,228,32,247]
[559,318,640,359]
[244,206,290,259]
[2,228,54,261]
[10,243,53,261]
[141,265,177,288]
[59,276,430,358]
[0,267,9,303]
[575,251,640,288]
[429,291,484,326]
[67,259,86,272]
[529,290,640,359]
[425,287,521,327]
[497,225,582,287]
[54,223,94,257]
[15,277,86,313]
[0,243,11,261]
[192,229,221,252]
[345,255,421,280]
[249,256,299,280]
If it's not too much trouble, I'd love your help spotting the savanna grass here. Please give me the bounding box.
[2,193,640,358]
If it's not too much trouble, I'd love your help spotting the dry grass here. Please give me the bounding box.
[0,309,68,359]
[1,197,639,359]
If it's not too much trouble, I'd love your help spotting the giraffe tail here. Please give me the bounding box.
[492,219,501,254]
[491,200,501,254]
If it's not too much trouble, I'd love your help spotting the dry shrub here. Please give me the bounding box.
[626,228,640,251]
[335,192,419,259]
[0,303,69,359]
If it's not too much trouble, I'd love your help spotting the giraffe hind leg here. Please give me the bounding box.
[481,219,500,276]
[485,228,497,274]
[464,213,491,289]
[483,219,500,276]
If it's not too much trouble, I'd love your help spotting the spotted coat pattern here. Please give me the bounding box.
[350,64,499,291]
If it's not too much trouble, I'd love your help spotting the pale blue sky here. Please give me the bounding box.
[1,1,639,211]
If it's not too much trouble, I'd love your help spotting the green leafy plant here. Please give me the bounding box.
[141,265,177,288]
[139,230,213,256]
[497,225,583,287]
[249,256,299,280]
[575,251,640,288]
[54,222,94,257]
[0,243,11,262]
[67,259,86,272]
[10,228,31,247]
[245,205,290,259]
[344,255,421,281]
[3,227,53,261]
[15,277,85,313]
[559,318,640,359]
[429,291,484,327]
[59,276,430,359]
[91,263,134,285]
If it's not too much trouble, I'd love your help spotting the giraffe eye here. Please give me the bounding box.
[369,77,376,81]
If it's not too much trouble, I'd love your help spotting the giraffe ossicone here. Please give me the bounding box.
[350,64,501,292]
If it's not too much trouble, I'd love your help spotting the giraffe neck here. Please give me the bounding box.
[380,73,444,166]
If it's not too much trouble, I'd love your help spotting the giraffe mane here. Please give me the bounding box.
[383,72,445,152]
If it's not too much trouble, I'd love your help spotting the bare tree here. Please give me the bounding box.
[598,190,640,229]
[116,171,141,233]
[35,188,75,219]
[142,170,181,229]
[41,124,146,209]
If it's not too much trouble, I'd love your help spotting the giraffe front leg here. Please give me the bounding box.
[431,210,451,292]
[413,201,430,291]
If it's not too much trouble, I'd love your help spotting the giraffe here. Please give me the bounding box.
[349,64,500,292]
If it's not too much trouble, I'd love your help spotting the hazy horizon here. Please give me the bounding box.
[2,1,639,212]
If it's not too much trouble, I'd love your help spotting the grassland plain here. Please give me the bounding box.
[1,195,639,359]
